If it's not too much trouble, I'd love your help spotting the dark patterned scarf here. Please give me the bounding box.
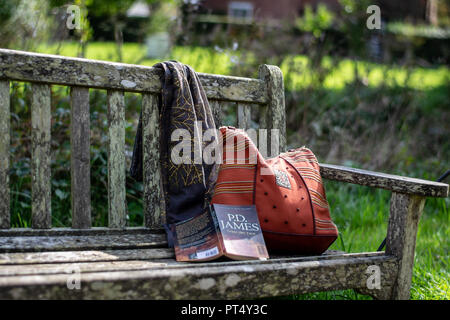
[130,61,218,246]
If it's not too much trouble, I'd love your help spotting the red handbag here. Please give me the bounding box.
[211,126,338,254]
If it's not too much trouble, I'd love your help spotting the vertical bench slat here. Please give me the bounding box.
[142,93,163,228]
[70,87,91,229]
[259,65,286,152]
[0,81,10,229]
[237,102,251,130]
[31,84,52,229]
[210,100,223,128]
[107,90,126,228]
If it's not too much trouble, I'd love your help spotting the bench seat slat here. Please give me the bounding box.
[0,252,384,276]
[0,81,10,229]
[0,233,167,253]
[0,247,381,266]
[0,248,174,265]
[320,163,449,198]
[0,260,173,276]
[0,254,397,299]
[0,227,162,237]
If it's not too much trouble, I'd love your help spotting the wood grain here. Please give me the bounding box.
[31,84,52,229]
[0,81,10,229]
[320,163,449,198]
[0,49,267,103]
[237,102,252,130]
[0,254,397,299]
[259,64,286,153]
[0,233,167,253]
[386,193,425,299]
[107,90,127,229]
[142,93,163,228]
[70,87,91,229]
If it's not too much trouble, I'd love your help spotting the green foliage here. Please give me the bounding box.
[387,22,450,39]
[0,0,54,50]
[338,0,372,57]
[146,1,179,34]
[296,4,335,38]
[0,0,16,25]
[85,0,135,16]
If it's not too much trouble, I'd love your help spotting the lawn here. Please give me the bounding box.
[10,41,450,300]
[35,41,449,91]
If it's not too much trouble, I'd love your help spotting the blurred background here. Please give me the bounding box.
[0,0,448,299]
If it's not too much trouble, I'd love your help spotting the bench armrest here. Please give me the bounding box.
[319,163,449,198]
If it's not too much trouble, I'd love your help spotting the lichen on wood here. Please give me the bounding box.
[31,84,52,229]
[107,90,126,229]
[142,93,163,228]
[258,65,286,152]
[237,102,252,130]
[70,87,91,229]
[320,163,448,198]
[386,192,425,299]
[0,49,267,103]
[0,81,10,229]
[0,253,397,299]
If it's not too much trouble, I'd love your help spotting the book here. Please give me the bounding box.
[172,204,269,262]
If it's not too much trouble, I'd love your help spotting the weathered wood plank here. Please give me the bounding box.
[0,226,162,237]
[0,81,10,229]
[0,49,267,103]
[259,64,286,153]
[0,248,174,265]
[237,102,251,130]
[31,84,52,229]
[386,192,426,300]
[0,260,173,276]
[0,233,167,253]
[209,100,223,127]
[142,93,163,228]
[199,73,267,104]
[320,163,449,198]
[107,90,126,229]
[0,255,397,299]
[70,87,91,229]
[0,252,382,276]
[0,249,379,266]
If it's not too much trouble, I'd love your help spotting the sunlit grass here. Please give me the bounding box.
[291,181,450,300]
[281,55,449,90]
[35,41,450,92]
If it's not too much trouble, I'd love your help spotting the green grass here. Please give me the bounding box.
[11,41,450,300]
[36,41,233,75]
[289,181,450,300]
[35,41,449,91]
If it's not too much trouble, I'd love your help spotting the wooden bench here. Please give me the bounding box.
[0,49,448,300]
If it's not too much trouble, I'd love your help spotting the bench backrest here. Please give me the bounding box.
[0,49,286,230]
